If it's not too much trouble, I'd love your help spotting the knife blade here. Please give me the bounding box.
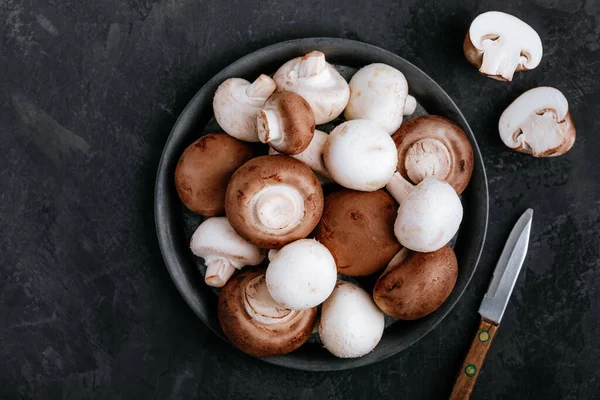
[478,208,533,324]
[450,208,533,400]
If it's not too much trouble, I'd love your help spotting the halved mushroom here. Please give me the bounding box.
[313,189,401,276]
[464,11,543,81]
[373,246,458,320]
[218,268,317,357]
[499,86,576,157]
[319,281,384,358]
[268,129,331,180]
[225,155,324,249]
[344,63,417,134]
[190,217,264,287]
[257,91,315,155]
[175,133,254,216]
[324,120,398,191]
[213,75,276,142]
[392,115,474,195]
[265,239,337,310]
[386,174,463,253]
[273,51,350,124]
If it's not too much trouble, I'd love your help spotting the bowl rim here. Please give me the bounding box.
[155,37,489,371]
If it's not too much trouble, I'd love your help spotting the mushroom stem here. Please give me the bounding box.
[298,51,327,78]
[252,185,305,233]
[246,74,277,99]
[387,248,409,270]
[479,41,523,81]
[205,257,239,287]
[244,275,296,325]
[257,109,282,143]
[404,95,417,115]
[385,172,414,203]
[405,138,452,184]
[267,249,279,261]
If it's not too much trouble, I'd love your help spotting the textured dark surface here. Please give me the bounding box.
[0,0,598,399]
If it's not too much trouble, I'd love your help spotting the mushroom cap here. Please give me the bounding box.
[324,120,398,191]
[266,239,337,310]
[269,129,331,179]
[225,155,324,249]
[257,91,315,155]
[373,246,458,320]
[273,51,350,124]
[394,176,463,252]
[190,217,264,265]
[218,268,317,357]
[319,281,385,358]
[464,11,543,81]
[213,75,276,142]
[344,63,414,134]
[499,86,576,157]
[313,189,401,276]
[392,115,474,195]
[175,133,254,216]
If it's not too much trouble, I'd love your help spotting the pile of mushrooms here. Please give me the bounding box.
[172,11,577,359]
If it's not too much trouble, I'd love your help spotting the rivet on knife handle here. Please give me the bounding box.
[449,318,498,400]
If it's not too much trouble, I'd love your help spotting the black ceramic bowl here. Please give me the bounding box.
[155,38,489,371]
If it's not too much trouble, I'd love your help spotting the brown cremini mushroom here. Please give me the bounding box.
[257,91,315,155]
[373,246,458,320]
[225,155,324,249]
[392,115,474,195]
[313,189,401,276]
[175,133,254,216]
[218,268,317,357]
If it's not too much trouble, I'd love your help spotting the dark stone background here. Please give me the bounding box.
[1,0,599,399]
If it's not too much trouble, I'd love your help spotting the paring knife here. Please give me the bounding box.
[450,208,533,400]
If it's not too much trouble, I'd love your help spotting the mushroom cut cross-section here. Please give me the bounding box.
[464,11,543,81]
[225,155,324,249]
[392,115,474,195]
[218,268,317,357]
[273,51,350,124]
[174,133,254,216]
[499,86,576,157]
[213,75,277,142]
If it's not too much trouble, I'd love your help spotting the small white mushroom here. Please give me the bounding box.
[269,129,331,180]
[344,63,417,134]
[464,11,543,81]
[324,120,398,191]
[319,281,385,358]
[386,174,463,253]
[499,86,576,157]
[213,74,276,142]
[265,239,337,310]
[273,51,350,124]
[190,217,265,287]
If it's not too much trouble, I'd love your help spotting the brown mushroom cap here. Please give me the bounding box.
[392,115,474,195]
[373,246,458,320]
[175,133,254,216]
[225,155,324,249]
[313,189,401,276]
[257,91,315,155]
[218,268,317,357]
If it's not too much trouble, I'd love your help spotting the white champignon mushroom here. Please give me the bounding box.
[265,239,337,310]
[499,86,576,157]
[190,217,265,287]
[386,173,463,253]
[324,120,398,191]
[273,51,350,124]
[319,281,385,358]
[464,11,543,81]
[269,129,331,180]
[213,74,276,142]
[344,63,417,134]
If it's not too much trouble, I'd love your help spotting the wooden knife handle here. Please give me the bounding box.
[449,318,499,400]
